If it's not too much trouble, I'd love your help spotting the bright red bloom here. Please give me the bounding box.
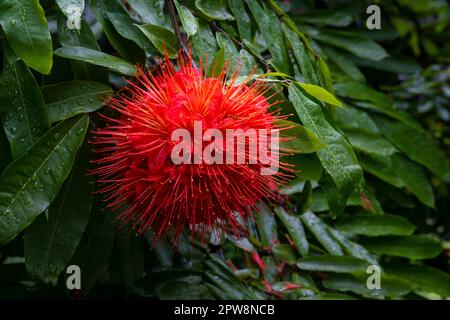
[92,54,292,242]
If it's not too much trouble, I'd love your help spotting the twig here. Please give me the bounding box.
[165,0,197,67]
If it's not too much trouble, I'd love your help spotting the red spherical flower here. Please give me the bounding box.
[91,54,292,242]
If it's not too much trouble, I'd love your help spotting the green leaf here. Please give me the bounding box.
[352,55,421,75]
[282,23,319,85]
[24,141,93,284]
[88,0,145,63]
[288,154,323,181]
[301,211,343,255]
[293,10,353,27]
[127,0,168,26]
[0,59,50,159]
[360,235,442,259]
[278,120,325,154]
[289,85,364,210]
[70,209,115,294]
[42,81,113,123]
[246,1,291,74]
[272,243,297,265]
[335,82,421,129]
[337,214,416,237]
[305,28,388,61]
[0,0,53,74]
[56,0,85,19]
[136,24,179,59]
[328,227,377,265]
[0,115,89,245]
[191,20,218,66]
[195,0,234,21]
[56,14,107,82]
[297,255,370,274]
[227,0,251,40]
[384,264,450,298]
[54,46,137,76]
[323,273,411,299]
[174,0,198,37]
[107,12,152,51]
[322,46,365,82]
[207,47,226,77]
[358,152,435,207]
[274,207,308,256]
[372,115,449,178]
[0,126,11,173]
[297,83,343,108]
[116,228,144,288]
[255,203,278,247]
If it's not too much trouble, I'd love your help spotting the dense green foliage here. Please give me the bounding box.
[0,0,449,299]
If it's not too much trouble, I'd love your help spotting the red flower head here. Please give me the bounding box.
[91,53,292,243]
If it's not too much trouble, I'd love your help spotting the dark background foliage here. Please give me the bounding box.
[0,0,449,300]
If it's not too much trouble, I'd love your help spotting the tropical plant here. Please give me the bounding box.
[0,0,449,300]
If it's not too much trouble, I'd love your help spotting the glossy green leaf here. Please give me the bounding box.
[384,264,450,298]
[191,20,218,65]
[323,46,365,82]
[127,0,168,26]
[289,85,364,209]
[283,23,319,84]
[87,0,145,63]
[227,0,251,40]
[42,81,113,123]
[0,59,50,159]
[323,273,411,299]
[56,14,106,82]
[297,83,343,108]
[272,244,297,265]
[207,47,226,77]
[360,235,442,259]
[306,27,388,61]
[255,203,278,247]
[337,214,416,237]
[136,24,179,59]
[278,120,325,154]
[0,115,89,245]
[0,0,53,74]
[24,141,93,284]
[246,1,291,74]
[301,211,343,255]
[373,115,449,178]
[358,152,435,207]
[195,0,234,21]
[56,0,85,19]
[335,82,421,129]
[328,227,377,265]
[54,46,137,76]
[274,207,308,256]
[297,255,370,274]
[174,0,198,37]
[69,209,115,294]
[107,12,152,51]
